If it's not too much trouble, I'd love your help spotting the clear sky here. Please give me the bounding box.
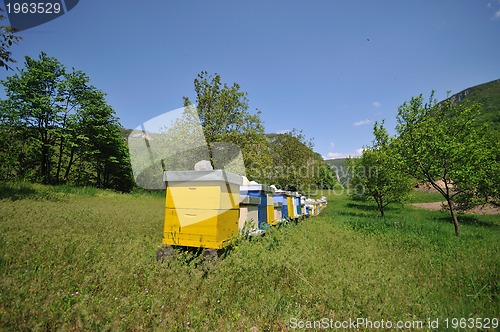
[1,0,499,159]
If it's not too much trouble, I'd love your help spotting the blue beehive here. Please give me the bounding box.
[273,190,288,221]
[304,205,310,217]
[305,198,316,217]
[240,184,272,230]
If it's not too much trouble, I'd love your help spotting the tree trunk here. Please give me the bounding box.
[208,144,215,169]
[55,108,69,183]
[375,195,384,217]
[446,198,460,236]
[41,143,51,184]
[63,147,75,182]
[55,135,64,183]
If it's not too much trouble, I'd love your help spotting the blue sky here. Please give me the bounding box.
[1,0,499,159]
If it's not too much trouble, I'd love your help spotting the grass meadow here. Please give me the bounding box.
[0,182,498,331]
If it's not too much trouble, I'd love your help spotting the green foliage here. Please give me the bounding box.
[316,161,337,190]
[396,92,492,236]
[183,71,272,179]
[347,121,413,217]
[0,183,498,330]
[0,52,134,192]
[412,80,500,208]
[266,129,336,192]
[0,9,21,70]
[457,128,500,208]
[132,71,332,190]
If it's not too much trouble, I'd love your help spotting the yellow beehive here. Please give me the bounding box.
[163,170,243,249]
[286,193,294,219]
[166,182,240,210]
[266,188,275,225]
[163,208,240,248]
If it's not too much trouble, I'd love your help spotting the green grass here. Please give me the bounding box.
[407,189,445,203]
[0,184,498,331]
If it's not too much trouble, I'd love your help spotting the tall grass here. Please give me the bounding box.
[407,190,445,203]
[0,184,498,331]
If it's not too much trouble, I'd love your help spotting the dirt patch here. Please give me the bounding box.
[410,201,500,215]
[411,201,446,211]
[466,204,500,215]
[414,180,452,192]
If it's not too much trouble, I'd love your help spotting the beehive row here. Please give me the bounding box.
[162,170,327,249]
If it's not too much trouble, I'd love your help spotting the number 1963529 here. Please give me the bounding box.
[443,317,498,329]
[5,2,62,14]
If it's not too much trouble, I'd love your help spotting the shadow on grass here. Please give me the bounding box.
[345,202,401,214]
[0,183,60,202]
[438,215,500,229]
[0,183,38,201]
[335,210,375,218]
[345,203,379,211]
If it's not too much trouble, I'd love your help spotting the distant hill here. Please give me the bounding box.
[324,158,346,169]
[447,79,500,131]
[324,158,348,186]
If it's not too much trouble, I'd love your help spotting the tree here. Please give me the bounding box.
[266,129,334,192]
[0,8,21,70]
[316,159,337,190]
[0,52,134,192]
[73,92,134,191]
[395,93,488,236]
[1,52,67,183]
[128,104,211,189]
[347,121,412,217]
[478,129,500,205]
[183,71,272,180]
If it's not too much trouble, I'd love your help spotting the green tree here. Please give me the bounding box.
[183,71,272,180]
[453,119,500,209]
[266,129,333,192]
[348,121,412,217]
[0,8,21,70]
[480,130,500,205]
[73,92,134,191]
[1,52,66,183]
[395,93,488,236]
[316,159,337,190]
[0,52,134,192]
